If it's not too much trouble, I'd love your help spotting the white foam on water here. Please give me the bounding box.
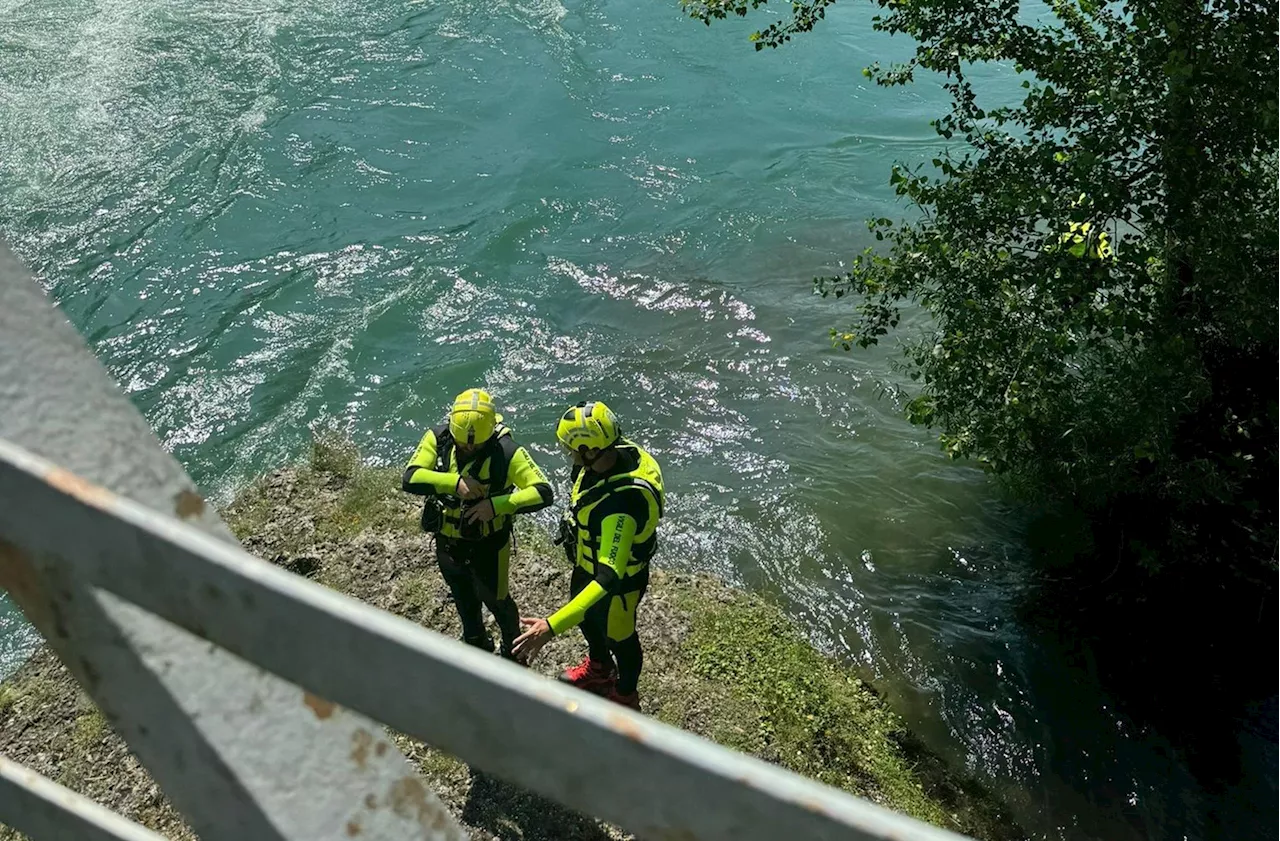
[514,0,568,26]
[0,0,150,203]
[0,0,369,252]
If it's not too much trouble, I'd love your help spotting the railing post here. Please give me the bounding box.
[0,244,465,841]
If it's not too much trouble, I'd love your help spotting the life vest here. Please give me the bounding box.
[429,422,520,541]
[566,440,664,587]
[1060,219,1113,260]
[1053,193,1113,261]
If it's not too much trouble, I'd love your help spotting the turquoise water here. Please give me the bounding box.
[0,1,1266,838]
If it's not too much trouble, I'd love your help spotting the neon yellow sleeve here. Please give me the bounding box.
[401,429,460,496]
[547,514,636,635]
[491,447,554,515]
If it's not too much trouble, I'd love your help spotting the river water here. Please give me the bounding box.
[0,1,1272,838]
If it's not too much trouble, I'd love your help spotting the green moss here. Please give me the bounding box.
[390,731,468,784]
[224,478,283,544]
[658,584,1019,840]
[416,745,468,781]
[647,668,766,754]
[70,708,107,753]
[0,683,15,717]
[395,570,438,620]
[668,586,948,825]
[309,431,361,479]
[59,707,107,787]
[319,465,414,540]
[5,670,59,714]
[226,462,413,559]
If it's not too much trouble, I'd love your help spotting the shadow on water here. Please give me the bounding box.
[1022,508,1279,841]
[460,767,614,841]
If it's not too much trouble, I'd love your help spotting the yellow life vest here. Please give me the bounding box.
[1060,219,1113,261]
[1054,193,1114,261]
[433,422,519,540]
[567,440,664,582]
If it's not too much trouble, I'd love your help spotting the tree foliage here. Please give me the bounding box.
[687,0,1278,583]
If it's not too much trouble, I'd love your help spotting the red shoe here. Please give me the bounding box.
[558,656,615,695]
[605,687,641,712]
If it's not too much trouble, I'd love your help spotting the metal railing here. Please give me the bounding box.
[0,244,973,841]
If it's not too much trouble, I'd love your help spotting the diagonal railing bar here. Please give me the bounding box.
[0,756,168,841]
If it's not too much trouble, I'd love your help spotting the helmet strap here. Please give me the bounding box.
[579,444,617,472]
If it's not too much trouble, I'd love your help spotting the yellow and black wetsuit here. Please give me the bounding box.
[549,439,663,694]
[402,422,552,655]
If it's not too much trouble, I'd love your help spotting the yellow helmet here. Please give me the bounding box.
[556,401,620,453]
[450,388,497,446]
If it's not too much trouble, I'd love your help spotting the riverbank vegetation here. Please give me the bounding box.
[687,0,1277,793]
